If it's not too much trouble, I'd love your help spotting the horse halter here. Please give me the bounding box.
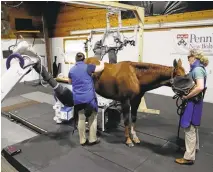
[169,67,176,86]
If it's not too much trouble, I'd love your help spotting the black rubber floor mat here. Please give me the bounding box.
[2,130,131,172]
[86,126,167,171]
[135,141,213,172]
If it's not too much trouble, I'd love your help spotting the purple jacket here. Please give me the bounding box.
[180,60,207,128]
[69,61,98,112]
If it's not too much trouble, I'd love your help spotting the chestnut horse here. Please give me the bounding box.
[84,57,186,147]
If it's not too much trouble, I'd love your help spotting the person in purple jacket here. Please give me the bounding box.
[175,50,209,165]
[68,52,105,146]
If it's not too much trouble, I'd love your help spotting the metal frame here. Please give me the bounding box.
[66,1,160,115]
[68,1,144,62]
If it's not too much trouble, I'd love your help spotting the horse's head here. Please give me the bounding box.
[172,59,186,77]
[170,59,194,96]
[171,73,195,96]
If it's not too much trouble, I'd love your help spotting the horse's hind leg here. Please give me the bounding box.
[121,100,134,147]
[130,94,144,144]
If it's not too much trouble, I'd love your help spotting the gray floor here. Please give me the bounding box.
[1,82,54,171]
[1,82,53,149]
[1,155,18,172]
[1,116,37,149]
[1,82,213,172]
[6,82,53,99]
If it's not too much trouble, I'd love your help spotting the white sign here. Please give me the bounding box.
[171,28,213,55]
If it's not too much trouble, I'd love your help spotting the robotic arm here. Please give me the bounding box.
[1,41,74,108]
[1,41,38,102]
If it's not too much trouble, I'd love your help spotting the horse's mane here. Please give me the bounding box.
[130,61,173,72]
[129,61,174,85]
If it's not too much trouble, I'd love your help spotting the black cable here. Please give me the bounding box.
[8,37,19,51]
[23,63,37,69]
[3,1,23,8]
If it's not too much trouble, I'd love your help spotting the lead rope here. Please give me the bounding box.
[172,94,188,141]
[172,94,188,151]
[170,67,185,141]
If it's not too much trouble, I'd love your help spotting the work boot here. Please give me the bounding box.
[81,139,88,146]
[175,158,194,165]
[88,138,101,146]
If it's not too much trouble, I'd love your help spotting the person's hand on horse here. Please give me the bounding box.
[99,60,105,65]
[94,61,105,73]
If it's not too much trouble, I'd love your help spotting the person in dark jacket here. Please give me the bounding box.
[68,52,105,146]
[175,49,209,165]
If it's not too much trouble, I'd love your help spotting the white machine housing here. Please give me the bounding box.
[52,80,114,131]
[53,98,74,124]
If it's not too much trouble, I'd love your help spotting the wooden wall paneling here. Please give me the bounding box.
[1,3,43,39]
[58,4,103,14]
[9,7,41,28]
[54,16,119,30]
[54,16,106,29]
[56,9,107,22]
[53,31,71,38]
[51,12,138,37]
[51,3,128,37]
[55,17,137,30]
[3,3,213,39]
[51,4,213,38]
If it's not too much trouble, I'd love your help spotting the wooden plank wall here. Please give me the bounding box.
[2,2,213,39]
[51,4,213,37]
[1,4,43,39]
[52,5,129,37]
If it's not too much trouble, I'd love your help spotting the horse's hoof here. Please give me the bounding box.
[133,137,141,144]
[126,142,134,147]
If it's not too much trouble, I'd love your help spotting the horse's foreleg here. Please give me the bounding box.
[130,94,144,144]
[130,123,140,144]
[121,100,134,147]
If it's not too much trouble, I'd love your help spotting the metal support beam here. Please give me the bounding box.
[67,1,136,11]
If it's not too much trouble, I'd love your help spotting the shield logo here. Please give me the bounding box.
[177,34,188,46]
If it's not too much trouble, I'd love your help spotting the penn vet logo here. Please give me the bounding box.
[176,33,212,52]
[172,29,213,55]
[177,34,189,46]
